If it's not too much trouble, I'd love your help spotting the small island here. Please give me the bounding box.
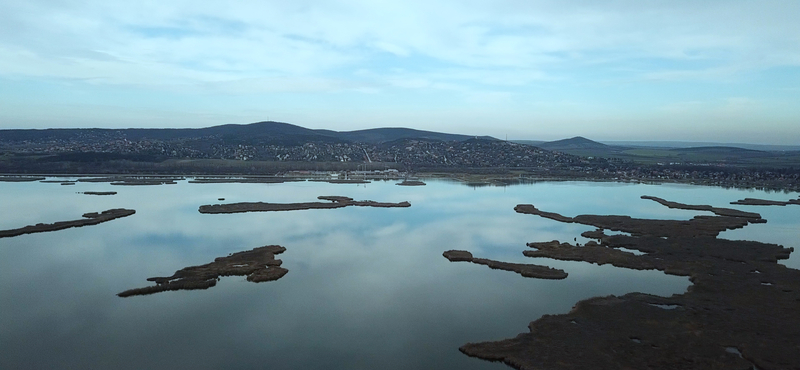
[397,180,426,186]
[454,197,799,370]
[0,209,136,238]
[443,250,567,279]
[309,179,371,184]
[188,177,302,184]
[78,177,181,185]
[82,191,117,196]
[110,180,177,185]
[118,245,288,297]
[640,195,762,219]
[731,197,800,206]
[0,176,46,182]
[198,196,410,214]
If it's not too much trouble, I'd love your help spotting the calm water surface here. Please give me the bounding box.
[1,179,797,370]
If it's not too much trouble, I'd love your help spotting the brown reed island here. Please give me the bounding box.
[117,245,288,297]
[198,196,410,214]
[640,195,763,218]
[309,179,371,184]
[443,250,567,279]
[0,209,135,238]
[77,176,181,185]
[731,197,800,206]
[397,180,426,186]
[0,176,45,182]
[453,197,799,370]
[188,177,304,184]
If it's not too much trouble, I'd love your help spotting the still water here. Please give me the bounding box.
[1,179,797,370]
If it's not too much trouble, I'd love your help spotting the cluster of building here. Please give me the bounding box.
[2,135,796,191]
[2,136,206,159]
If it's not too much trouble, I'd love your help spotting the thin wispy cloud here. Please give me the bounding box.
[1,0,798,143]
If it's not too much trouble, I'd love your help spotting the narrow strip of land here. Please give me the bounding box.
[198,196,410,214]
[397,180,426,186]
[188,177,303,184]
[0,209,135,238]
[443,250,567,279]
[0,176,45,182]
[640,195,762,218]
[731,197,800,206]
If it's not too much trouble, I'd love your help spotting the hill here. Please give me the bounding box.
[514,137,800,168]
[0,121,494,146]
[672,146,765,154]
[337,127,494,144]
[536,136,616,151]
[602,141,800,152]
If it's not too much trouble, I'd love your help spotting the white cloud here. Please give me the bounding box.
[3,0,799,87]
[1,0,799,141]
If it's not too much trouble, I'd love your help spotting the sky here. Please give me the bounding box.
[1,0,799,144]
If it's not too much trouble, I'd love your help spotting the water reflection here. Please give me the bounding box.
[0,179,796,369]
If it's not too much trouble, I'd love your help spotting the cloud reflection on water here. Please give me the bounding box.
[1,179,796,369]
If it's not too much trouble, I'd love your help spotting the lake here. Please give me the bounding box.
[1,178,797,370]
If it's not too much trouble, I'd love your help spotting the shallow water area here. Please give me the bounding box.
[1,178,796,370]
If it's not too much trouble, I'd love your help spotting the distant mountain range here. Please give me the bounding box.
[0,121,496,146]
[3,122,798,170]
[513,137,800,152]
[600,140,800,152]
[2,121,798,178]
[3,121,795,151]
[513,136,800,168]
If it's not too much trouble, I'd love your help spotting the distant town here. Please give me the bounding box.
[1,122,798,191]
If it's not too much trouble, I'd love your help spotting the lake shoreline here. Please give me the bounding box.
[1,171,798,193]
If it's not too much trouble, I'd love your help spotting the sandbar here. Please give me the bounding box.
[0,209,135,238]
[117,245,288,297]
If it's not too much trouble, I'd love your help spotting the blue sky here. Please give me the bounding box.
[1,0,799,144]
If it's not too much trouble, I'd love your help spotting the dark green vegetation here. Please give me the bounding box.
[0,209,135,238]
[452,197,799,370]
[118,245,288,297]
